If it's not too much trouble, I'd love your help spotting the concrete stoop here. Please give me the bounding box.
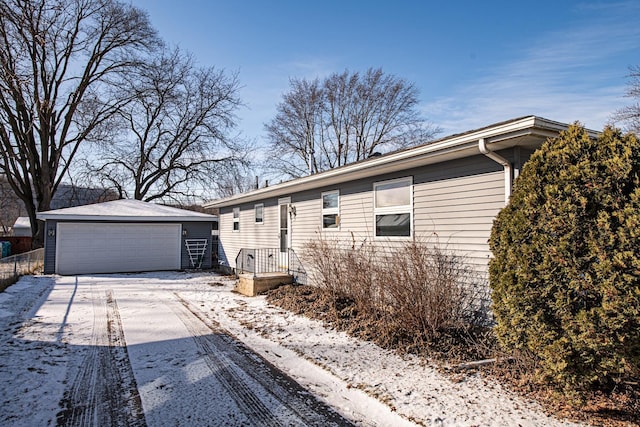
[236,272,293,297]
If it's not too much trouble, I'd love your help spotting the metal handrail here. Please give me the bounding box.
[235,248,307,284]
[287,249,307,285]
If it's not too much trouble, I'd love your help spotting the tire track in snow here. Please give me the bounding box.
[170,296,282,426]
[57,287,146,427]
[104,290,146,426]
[173,293,352,427]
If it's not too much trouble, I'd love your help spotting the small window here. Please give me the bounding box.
[321,190,340,230]
[254,204,264,224]
[232,207,240,231]
[374,177,412,237]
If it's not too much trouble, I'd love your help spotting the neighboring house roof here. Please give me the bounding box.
[49,184,118,210]
[37,199,217,222]
[12,217,31,229]
[205,115,597,209]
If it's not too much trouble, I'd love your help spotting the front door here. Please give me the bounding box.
[278,199,290,268]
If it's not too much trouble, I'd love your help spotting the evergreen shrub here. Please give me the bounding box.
[489,124,640,392]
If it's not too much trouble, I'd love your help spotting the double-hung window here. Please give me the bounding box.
[254,203,264,224]
[321,190,340,230]
[232,207,240,231]
[373,177,412,237]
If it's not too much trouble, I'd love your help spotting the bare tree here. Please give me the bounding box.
[351,69,435,158]
[82,46,246,204]
[211,161,261,198]
[323,71,358,168]
[613,65,640,133]
[265,68,440,179]
[0,0,158,245]
[265,77,324,177]
[0,174,25,234]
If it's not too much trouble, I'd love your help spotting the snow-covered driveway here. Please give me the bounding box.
[0,273,351,426]
[0,272,577,426]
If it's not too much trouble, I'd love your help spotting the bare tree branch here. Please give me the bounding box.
[0,0,158,246]
[265,68,440,179]
[612,65,640,133]
[82,46,247,203]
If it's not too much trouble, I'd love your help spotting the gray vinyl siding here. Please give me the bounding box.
[180,222,214,269]
[412,154,506,270]
[413,170,504,270]
[216,147,535,278]
[43,219,58,274]
[218,199,281,269]
[289,154,506,277]
[217,208,234,268]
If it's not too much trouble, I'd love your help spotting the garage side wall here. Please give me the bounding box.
[181,222,214,269]
[43,219,58,274]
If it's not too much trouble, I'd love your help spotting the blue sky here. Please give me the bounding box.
[131,0,639,144]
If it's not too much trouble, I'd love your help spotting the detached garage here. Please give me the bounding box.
[37,199,217,275]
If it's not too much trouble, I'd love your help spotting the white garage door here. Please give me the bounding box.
[56,223,181,275]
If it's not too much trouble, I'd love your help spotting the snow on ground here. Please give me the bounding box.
[0,271,580,426]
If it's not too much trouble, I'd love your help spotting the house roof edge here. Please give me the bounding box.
[204,116,595,208]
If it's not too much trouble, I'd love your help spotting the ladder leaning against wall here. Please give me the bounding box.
[185,239,208,269]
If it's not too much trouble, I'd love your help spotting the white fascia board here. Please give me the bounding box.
[36,199,218,221]
[36,214,216,222]
[205,116,580,208]
[204,141,477,209]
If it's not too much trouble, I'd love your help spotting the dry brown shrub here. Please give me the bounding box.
[304,234,382,312]
[302,234,490,347]
[381,240,480,340]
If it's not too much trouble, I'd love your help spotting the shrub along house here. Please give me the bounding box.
[204,116,593,292]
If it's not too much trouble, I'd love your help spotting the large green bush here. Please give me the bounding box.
[489,124,640,392]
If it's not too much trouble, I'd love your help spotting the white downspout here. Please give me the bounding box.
[479,138,512,205]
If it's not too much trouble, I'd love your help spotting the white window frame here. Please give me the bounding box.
[232,207,240,232]
[321,190,340,231]
[373,177,413,239]
[254,203,264,224]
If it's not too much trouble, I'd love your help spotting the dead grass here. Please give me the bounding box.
[266,284,639,426]
[264,235,640,425]
[266,283,494,363]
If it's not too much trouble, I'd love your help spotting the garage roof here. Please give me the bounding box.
[37,199,217,222]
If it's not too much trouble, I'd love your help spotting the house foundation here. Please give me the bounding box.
[235,272,293,297]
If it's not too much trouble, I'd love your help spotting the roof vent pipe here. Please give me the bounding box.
[478,138,512,204]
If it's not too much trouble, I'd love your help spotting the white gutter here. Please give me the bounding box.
[35,214,217,222]
[478,138,511,205]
